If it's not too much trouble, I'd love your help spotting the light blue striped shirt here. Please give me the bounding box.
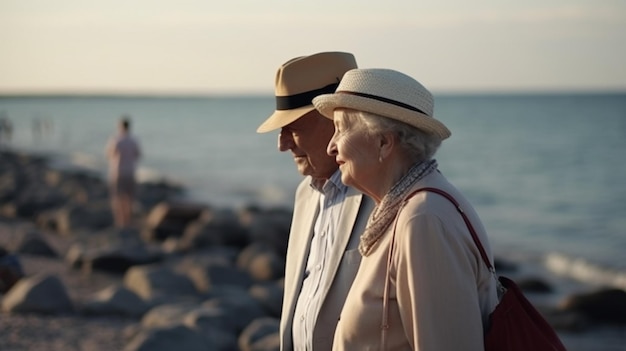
[292,170,348,351]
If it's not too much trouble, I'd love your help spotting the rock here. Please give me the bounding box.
[65,228,164,274]
[57,170,109,204]
[2,274,74,314]
[141,302,198,328]
[183,304,240,335]
[238,317,280,351]
[10,229,58,257]
[199,328,238,351]
[0,172,18,204]
[137,180,185,211]
[179,208,249,250]
[123,264,199,301]
[82,285,149,318]
[559,288,626,325]
[202,288,268,333]
[246,209,291,256]
[143,202,208,241]
[83,244,164,275]
[123,324,216,351]
[249,282,283,318]
[14,184,68,219]
[237,243,285,282]
[184,306,239,351]
[38,200,114,236]
[184,262,254,293]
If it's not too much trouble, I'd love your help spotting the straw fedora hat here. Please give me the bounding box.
[312,68,451,139]
[256,52,358,133]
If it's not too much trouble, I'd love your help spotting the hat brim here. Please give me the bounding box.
[256,105,316,133]
[313,94,451,139]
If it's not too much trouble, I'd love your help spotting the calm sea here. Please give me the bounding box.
[1,93,625,291]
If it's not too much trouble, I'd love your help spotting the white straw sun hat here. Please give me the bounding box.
[312,68,451,139]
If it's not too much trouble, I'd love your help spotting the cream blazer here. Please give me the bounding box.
[280,176,374,351]
[332,171,499,351]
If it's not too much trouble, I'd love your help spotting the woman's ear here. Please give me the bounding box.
[378,131,395,160]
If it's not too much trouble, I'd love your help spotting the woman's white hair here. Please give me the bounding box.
[345,109,442,162]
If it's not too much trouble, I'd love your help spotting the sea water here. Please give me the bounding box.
[1,93,625,291]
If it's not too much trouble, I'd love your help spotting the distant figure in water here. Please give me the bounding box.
[105,116,141,228]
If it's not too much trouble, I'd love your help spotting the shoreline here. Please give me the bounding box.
[1,147,625,350]
[14,144,626,289]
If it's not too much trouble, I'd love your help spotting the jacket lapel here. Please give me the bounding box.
[281,184,320,350]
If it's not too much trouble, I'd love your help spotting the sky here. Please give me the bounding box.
[1,0,625,95]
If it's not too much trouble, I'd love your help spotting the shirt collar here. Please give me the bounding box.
[309,169,347,195]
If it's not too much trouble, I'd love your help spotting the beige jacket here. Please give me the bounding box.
[332,171,499,351]
[280,176,374,351]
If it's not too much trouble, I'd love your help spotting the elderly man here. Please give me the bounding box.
[257,52,374,351]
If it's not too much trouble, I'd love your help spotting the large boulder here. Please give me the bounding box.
[141,301,198,328]
[2,274,74,314]
[179,208,249,250]
[245,208,291,257]
[238,317,280,351]
[237,243,285,282]
[65,228,164,274]
[249,282,283,318]
[559,288,626,324]
[13,184,68,219]
[81,244,164,275]
[184,262,254,293]
[82,284,149,318]
[124,264,199,301]
[136,180,185,211]
[182,304,240,350]
[202,287,268,333]
[143,202,208,241]
[9,228,58,257]
[39,201,114,236]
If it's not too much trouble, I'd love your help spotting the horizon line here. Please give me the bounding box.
[0,89,626,99]
[1,87,626,98]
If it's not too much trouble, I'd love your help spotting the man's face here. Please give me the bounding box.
[278,110,338,180]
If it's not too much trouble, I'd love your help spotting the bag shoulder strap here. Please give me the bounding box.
[404,187,494,271]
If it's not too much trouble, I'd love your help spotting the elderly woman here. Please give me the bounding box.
[312,68,499,351]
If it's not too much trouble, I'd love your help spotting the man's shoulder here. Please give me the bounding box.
[294,177,313,194]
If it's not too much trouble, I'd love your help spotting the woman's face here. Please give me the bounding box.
[327,110,380,191]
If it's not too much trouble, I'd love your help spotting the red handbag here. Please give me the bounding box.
[382,187,567,351]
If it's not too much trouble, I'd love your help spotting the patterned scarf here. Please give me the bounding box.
[359,159,438,256]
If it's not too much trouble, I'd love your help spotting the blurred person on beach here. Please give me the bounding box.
[312,68,499,350]
[105,116,141,228]
[256,52,374,351]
